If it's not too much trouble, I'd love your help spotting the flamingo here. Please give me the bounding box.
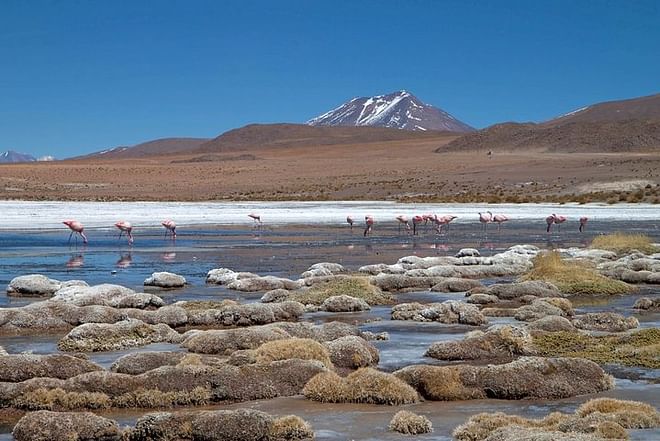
[364,215,374,237]
[395,215,411,233]
[478,211,493,231]
[115,221,134,244]
[63,220,88,244]
[579,216,589,233]
[492,214,509,231]
[434,215,458,233]
[412,215,424,235]
[546,214,556,233]
[248,213,262,226]
[346,216,354,231]
[161,219,176,238]
[553,214,568,232]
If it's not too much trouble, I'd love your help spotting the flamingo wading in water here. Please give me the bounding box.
[115,221,134,244]
[478,211,493,232]
[395,215,411,233]
[346,216,354,231]
[553,214,568,232]
[434,215,458,234]
[364,215,374,237]
[492,214,509,231]
[579,216,589,232]
[161,220,176,238]
[248,213,262,227]
[63,220,88,244]
[412,215,424,235]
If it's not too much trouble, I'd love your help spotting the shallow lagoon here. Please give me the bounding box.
[0,202,658,439]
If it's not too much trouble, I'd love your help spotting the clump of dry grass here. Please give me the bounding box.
[291,277,393,305]
[591,233,657,255]
[269,415,315,440]
[303,368,418,405]
[112,387,211,408]
[533,328,660,369]
[178,300,238,310]
[12,388,111,411]
[523,251,633,295]
[388,410,433,434]
[255,338,333,368]
[453,397,660,441]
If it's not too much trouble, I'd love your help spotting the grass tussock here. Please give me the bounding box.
[255,338,333,368]
[532,328,660,369]
[591,233,657,255]
[453,397,660,441]
[388,410,433,435]
[112,386,211,408]
[269,415,315,441]
[303,368,418,405]
[12,388,111,411]
[291,277,394,306]
[523,251,633,295]
[179,300,238,310]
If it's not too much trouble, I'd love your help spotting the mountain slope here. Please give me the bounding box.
[76,138,210,160]
[437,93,660,153]
[308,90,473,132]
[193,123,454,153]
[0,151,36,163]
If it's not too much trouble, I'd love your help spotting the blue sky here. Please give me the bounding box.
[1,0,659,156]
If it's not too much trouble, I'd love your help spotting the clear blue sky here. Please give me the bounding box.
[1,0,659,157]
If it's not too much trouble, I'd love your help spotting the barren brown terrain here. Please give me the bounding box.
[1,132,659,203]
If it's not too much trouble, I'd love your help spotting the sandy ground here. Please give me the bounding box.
[1,137,659,202]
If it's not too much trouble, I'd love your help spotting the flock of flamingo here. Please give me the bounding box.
[62,211,589,244]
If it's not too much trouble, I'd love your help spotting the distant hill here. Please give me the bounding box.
[77,137,209,160]
[0,150,36,163]
[308,90,474,132]
[193,123,454,154]
[437,93,660,153]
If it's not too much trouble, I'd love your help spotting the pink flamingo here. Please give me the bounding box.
[412,215,424,235]
[579,216,589,233]
[553,214,568,232]
[115,221,134,244]
[364,215,374,237]
[248,213,262,226]
[492,214,509,231]
[161,219,176,238]
[63,220,88,244]
[395,215,411,233]
[478,211,493,231]
[434,215,458,233]
[346,216,354,231]
[545,214,556,233]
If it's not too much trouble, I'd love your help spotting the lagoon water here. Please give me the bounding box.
[0,201,659,439]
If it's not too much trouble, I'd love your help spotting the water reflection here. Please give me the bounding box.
[116,253,132,268]
[65,254,84,268]
[161,252,176,262]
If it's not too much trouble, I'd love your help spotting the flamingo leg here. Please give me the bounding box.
[68,231,73,243]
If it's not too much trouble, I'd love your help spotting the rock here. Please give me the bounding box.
[371,274,446,292]
[360,331,390,341]
[227,276,303,292]
[426,325,535,361]
[184,301,304,327]
[124,409,314,441]
[633,297,660,310]
[301,262,346,278]
[320,295,371,312]
[388,410,433,435]
[392,301,487,326]
[260,288,290,303]
[466,293,499,304]
[13,410,121,441]
[527,316,576,332]
[359,263,406,275]
[486,281,563,300]
[58,319,182,352]
[395,356,613,401]
[182,321,359,355]
[110,351,187,375]
[6,275,68,297]
[143,272,186,288]
[206,268,241,284]
[481,307,516,317]
[456,248,481,258]
[572,312,639,332]
[514,298,573,322]
[483,426,601,441]
[323,336,379,368]
[0,354,102,382]
[53,284,163,309]
[431,278,483,292]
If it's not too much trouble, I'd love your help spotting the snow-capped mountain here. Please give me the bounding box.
[307,90,474,132]
[0,150,36,163]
